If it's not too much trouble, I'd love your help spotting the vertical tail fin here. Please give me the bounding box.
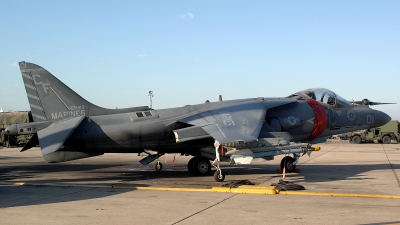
[19,61,96,122]
[19,62,149,122]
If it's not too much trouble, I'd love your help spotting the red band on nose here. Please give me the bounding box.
[306,99,328,140]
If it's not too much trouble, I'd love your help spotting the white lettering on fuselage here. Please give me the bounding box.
[366,115,374,124]
[51,105,86,120]
[70,105,85,110]
[220,112,235,126]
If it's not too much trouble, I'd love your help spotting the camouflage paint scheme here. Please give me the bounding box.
[5,62,391,181]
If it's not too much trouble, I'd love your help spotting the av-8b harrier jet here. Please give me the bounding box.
[5,62,391,182]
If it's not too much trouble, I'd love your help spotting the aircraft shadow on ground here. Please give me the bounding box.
[0,162,398,208]
[0,185,133,208]
[1,162,398,184]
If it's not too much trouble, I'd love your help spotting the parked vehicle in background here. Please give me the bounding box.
[0,111,33,147]
[348,120,399,144]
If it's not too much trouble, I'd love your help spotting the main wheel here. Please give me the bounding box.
[280,156,296,172]
[382,136,391,144]
[213,170,225,182]
[187,157,197,175]
[351,136,361,144]
[190,157,211,176]
[154,162,163,171]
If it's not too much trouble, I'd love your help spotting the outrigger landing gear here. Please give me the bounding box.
[154,160,163,171]
[212,141,225,182]
[139,151,164,171]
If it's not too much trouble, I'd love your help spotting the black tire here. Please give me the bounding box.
[191,157,211,176]
[213,170,225,182]
[187,157,196,175]
[351,136,361,144]
[382,136,391,144]
[154,162,163,171]
[280,156,296,172]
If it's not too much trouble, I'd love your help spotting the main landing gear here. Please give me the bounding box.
[187,157,211,176]
[187,141,225,182]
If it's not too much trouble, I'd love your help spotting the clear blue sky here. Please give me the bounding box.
[1,1,399,120]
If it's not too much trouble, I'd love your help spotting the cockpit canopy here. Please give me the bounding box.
[289,88,352,107]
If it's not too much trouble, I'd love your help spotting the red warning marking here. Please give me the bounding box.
[306,99,328,141]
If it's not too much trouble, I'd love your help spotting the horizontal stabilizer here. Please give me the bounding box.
[20,133,39,152]
[38,116,85,156]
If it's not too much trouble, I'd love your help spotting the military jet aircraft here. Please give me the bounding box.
[5,62,391,182]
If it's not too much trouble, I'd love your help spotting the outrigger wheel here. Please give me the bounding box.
[154,161,163,171]
[280,156,296,173]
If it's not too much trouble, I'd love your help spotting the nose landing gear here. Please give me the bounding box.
[280,156,296,173]
[212,141,225,182]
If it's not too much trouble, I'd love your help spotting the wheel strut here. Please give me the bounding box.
[212,141,225,182]
[154,160,163,171]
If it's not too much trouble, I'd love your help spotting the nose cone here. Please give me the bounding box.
[372,110,391,128]
[4,124,18,135]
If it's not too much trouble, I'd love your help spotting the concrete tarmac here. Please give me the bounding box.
[1,142,399,224]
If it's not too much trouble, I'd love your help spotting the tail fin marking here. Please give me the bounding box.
[20,62,48,121]
[19,61,151,123]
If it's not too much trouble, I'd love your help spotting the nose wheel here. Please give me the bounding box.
[212,141,225,182]
[213,170,225,182]
[280,156,296,173]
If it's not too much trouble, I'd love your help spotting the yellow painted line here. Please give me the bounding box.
[278,191,400,199]
[2,181,400,198]
[0,181,275,194]
[211,187,231,192]
[0,181,113,189]
[114,185,217,192]
[237,185,275,189]
[114,186,276,194]
[233,185,276,194]
[231,188,276,194]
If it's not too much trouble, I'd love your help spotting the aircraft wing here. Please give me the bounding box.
[176,101,267,145]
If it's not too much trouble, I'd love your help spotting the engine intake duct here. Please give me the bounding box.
[173,126,211,143]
